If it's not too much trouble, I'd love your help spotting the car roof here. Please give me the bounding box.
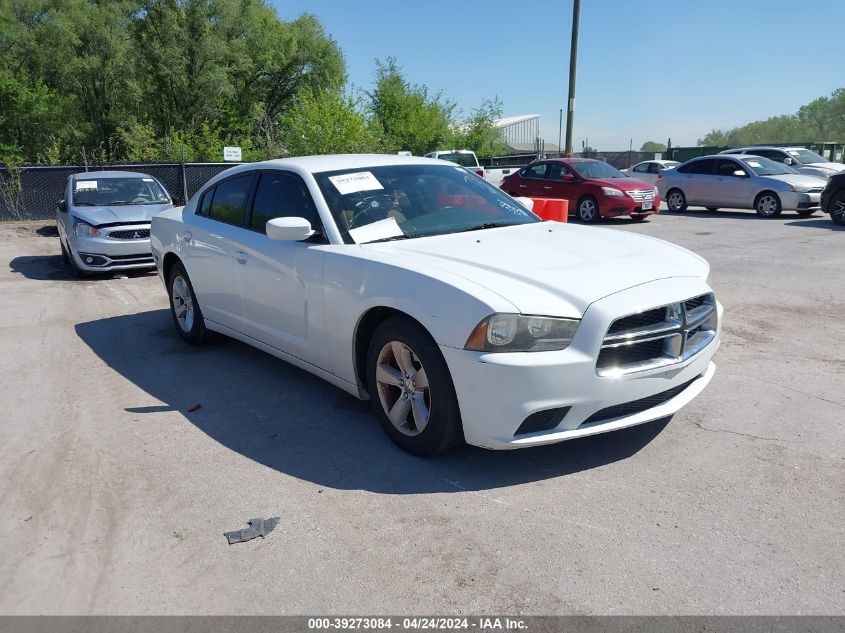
[690,154,760,160]
[72,170,155,179]
[234,154,447,174]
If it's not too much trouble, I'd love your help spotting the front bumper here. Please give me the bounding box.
[440,277,721,449]
[68,226,154,272]
[601,194,661,217]
[781,191,821,211]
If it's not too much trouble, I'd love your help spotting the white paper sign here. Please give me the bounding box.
[75,180,97,190]
[348,217,403,244]
[223,146,242,161]
[328,171,384,195]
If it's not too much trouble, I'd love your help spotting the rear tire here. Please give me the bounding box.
[167,261,212,345]
[576,196,600,223]
[755,191,782,217]
[367,316,464,456]
[666,189,687,212]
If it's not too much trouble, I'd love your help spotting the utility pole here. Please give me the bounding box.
[558,108,563,157]
[564,0,581,157]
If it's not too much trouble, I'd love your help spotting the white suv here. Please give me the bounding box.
[719,146,844,179]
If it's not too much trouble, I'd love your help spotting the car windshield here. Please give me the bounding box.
[740,157,796,176]
[72,177,169,206]
[314,164,539,244]
[786,149,828,164]
[435,153,478,167]
[570,160,625,179]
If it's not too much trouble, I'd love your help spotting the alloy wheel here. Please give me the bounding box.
[832,196,845,226]
[667,192,685,211]
[171,275,194,333]
[375,341,431,437]
[757,194,779,217]
[579,199,597,222]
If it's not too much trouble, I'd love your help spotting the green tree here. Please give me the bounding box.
[453,98,507,157]
[281,88,375,156]
[640,141,667,152]
[368,57,456,154]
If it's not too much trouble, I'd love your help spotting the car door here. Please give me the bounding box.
[514,162,549,197]
[232,170,328,368]
[678,158,718,205]
[181,172,255,331]
[544,162,581,208]
[713,158,752,207]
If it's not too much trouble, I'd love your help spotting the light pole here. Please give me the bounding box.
[564,0,581,157]
[558,108,563,156]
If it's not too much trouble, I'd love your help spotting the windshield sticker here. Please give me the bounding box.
[348,217,403,244]
[75,181,97,190]
[328,171,384,195]
[746,160,762,168]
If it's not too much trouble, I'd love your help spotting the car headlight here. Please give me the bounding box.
[601,187,624,197]
[464,314,579,352]
[72,218,100,237]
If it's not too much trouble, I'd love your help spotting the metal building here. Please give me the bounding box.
[494,114,559,154]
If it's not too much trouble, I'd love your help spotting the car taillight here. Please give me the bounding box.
[475,170,483,177]
[656,174,663,180]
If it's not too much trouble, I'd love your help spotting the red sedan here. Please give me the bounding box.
[500,158,660,223]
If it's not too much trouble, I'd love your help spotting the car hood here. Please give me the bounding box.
[361,222,708,318]
[803,162,845,173]
[588,176,655,190]
[70,203,173,226]
[764,173,828,187]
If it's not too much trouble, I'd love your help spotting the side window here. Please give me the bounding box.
[685,159,717,175]
[250,172,321,233]
[547,163,562,179]
[198,187,213,215]
[633,163,650,173]
[650,163,664,173]
[207,174,253,226]
[522,163,548,179]
[715,159,743,176]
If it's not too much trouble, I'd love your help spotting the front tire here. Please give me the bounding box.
[576,196,600,223]
[830,191,845,225]
[755,191,782,217]
[666,189,687,212]
[167,262,212,345]
[367,316,463,456]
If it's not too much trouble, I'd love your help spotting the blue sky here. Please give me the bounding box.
[271,0,845,150]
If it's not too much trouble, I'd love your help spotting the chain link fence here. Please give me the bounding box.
[0,162,240,222]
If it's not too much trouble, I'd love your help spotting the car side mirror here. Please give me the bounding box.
[783,157,794,165]
[561,173,576,182]
[514,196,534,211]
[266,217,315,241]
[57,199,67,213]
[733,170,748,177]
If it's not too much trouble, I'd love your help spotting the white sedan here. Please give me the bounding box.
[151,155,721,455]
[621,160,681,184]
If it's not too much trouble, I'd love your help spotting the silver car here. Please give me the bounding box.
[56,171,174,276]
[620,159,681,184]
[719,146,845,180]
[657,155,826,217]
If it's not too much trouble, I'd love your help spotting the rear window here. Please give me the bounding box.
[436,153,478,168]
[206,174,253,225]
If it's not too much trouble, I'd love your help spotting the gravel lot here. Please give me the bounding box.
[0,208,843,615]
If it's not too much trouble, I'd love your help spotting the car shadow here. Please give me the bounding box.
[663,208,825,222]
[75,310,670,495]
[785,218,843,231]
[8,255,157,281]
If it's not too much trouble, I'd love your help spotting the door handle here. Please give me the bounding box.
[519,184,527,188]
[235,251,248,264]
[543,186,553,190]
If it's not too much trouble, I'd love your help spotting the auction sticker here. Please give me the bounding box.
[328,171,384,195]
[75,180,97,190]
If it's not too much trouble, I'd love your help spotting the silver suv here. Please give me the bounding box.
[719,146,845,179]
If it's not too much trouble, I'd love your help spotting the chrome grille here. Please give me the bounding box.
[597,293,717,377]
[625,189,655,202]
[107,228,150,240]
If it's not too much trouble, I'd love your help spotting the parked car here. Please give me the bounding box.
[500,158,660,223]
[424,149,518,187]
[151,154,720,455]
[719,146,845,180]
[56,171,174,276]
[658,154,826,217]
[621,159,681,183]
[821,172,845,226]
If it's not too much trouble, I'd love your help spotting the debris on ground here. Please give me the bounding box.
[224,517,280,545]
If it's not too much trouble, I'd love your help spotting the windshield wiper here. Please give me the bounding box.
[72,202,97,206]
[455,222,518,233]
[364,234,413,244]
